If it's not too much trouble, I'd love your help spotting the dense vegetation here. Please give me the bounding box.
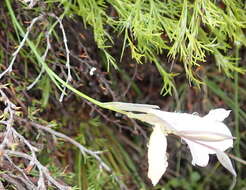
[0,0,245,189]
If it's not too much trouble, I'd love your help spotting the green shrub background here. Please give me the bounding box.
[0,0,245,189]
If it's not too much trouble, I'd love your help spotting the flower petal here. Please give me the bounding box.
[178,130,234,142]
[102,102,159,113]
[196,121,233,154]
[216,150,237,176]
[184,138,210,167]
[148,125,168,186]
[204,109,231,122]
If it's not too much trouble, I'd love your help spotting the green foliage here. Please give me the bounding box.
[164,172,202,190]
[63,0,117,70]
[73,117,146,189]
[60,0,246,94]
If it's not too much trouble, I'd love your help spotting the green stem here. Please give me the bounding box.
[234,43,241,171]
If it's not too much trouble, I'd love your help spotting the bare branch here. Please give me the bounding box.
[0,15,45,79]
[46,13,72,102]
[0,86,71,190]
[5,150,71,190]
[17,118,112,172]
[27,30,51,90]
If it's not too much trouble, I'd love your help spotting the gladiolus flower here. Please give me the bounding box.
[148,108,236,180]
[149,108,234,168]
[102,102,236,185]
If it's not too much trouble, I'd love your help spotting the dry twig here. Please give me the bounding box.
[17,117,112,172]
[0,86,71,190]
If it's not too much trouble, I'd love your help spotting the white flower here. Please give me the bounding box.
[102,102,236,185]
[149,109,234,168]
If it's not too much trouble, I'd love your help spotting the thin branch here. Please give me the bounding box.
[228,153,246,165]
[0,86,71,190]
[0,173,26,190]
[5,150,71,190]
[17,117,112,172]
[17,117,128,189]
[20,0,38,8]
[4,154,36,189]
[46,13,72,102]
[121,64,138,98]
[0,15,45,79]
[27,30,51,90]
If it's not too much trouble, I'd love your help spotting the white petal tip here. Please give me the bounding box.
[147,126,168,186]
[216,150,237,177]
[148,174,160,186]
[205,108,231,121]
